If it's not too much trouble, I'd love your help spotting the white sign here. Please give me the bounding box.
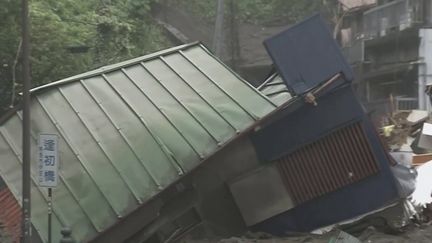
[38,134,59,187]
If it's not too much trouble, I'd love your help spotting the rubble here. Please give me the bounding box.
[382,110,432,156]
[185,224,432,242]
[412,153,432,166]
[381,110,421,151]
[376,108,432,242]
[406,110,429,125]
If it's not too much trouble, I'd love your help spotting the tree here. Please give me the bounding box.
[0,0,169,115]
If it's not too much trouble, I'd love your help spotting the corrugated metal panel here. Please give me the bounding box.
[0,43,277,242]
[0,187,21,242]
[258,74,293,105]
[276,122,380,204]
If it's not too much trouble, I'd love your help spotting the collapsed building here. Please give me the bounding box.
[0,15,407,242]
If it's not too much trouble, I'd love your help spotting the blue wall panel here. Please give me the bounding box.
[251,86,399,234]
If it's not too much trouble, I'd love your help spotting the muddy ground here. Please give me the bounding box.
[187,222,432,243]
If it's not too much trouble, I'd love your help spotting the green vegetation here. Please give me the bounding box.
[0,0,169,113]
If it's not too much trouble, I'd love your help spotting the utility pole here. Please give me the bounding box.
[229,0,240,70]
[21,0,32,241]
[213,0,225,57]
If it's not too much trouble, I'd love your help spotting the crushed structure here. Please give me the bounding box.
[0,14,425,243]
[0,43,278,242]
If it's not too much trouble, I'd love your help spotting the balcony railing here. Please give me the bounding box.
[395,97,419,110]
[365,97,419,115]
[363,0,425,38]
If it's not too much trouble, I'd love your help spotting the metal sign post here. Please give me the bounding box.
[47,188,52,243]
[38,134,59,243]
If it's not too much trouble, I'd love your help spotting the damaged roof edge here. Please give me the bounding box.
[258,73,279,90]
[0,42,279,127]
[258,73,293,106]
[30,42,201,94]
[196,45,279,108]
[0,43,200,126]
[30,42,278,108]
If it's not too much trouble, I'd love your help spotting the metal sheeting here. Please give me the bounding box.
[276,122,380,204]
[258,74,292,105]
[0,43,277,242]
[263,15,353,95]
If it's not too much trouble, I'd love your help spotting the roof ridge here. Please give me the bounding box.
[30,42,201,94]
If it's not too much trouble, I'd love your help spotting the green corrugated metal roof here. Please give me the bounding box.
[0,43,278,242]
[258,73,292,105]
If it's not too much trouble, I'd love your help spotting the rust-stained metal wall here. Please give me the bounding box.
[276,122,380,204]
[0,187,21,242]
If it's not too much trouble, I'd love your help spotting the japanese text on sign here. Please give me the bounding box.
[38,134,58,187]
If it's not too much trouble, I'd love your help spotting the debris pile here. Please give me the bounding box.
[377,109,432,240]
[381,109,432,205]
[186,224,432,243]
[381,110,428,153]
